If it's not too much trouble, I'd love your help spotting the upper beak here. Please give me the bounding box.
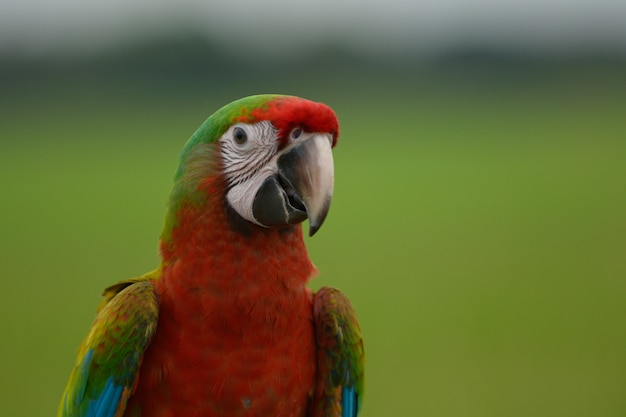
[277,134,335,236]
[251,133,334,236]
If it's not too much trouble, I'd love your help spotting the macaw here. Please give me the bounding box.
[57,94,364,417]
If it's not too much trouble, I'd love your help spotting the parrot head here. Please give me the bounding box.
[162,94,339,246]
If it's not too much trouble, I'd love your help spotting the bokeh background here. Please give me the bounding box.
[1,1,626,416]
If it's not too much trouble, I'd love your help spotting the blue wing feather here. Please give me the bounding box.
[341,385,357,417]
[89,377,123,417]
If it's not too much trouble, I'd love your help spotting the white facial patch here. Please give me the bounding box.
[220,121,280,226]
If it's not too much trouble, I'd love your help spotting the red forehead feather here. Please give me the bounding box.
[234,97,339,146]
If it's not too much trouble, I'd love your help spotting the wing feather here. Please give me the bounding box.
[311,287,365,417]
[57,279,159,417]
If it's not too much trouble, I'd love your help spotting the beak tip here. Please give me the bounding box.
[307,193,332,237]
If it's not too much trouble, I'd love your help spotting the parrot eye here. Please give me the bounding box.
[290,127,303,141]
[233,127,248,145]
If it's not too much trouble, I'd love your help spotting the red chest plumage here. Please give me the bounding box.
[125,200,319,417]
[127,282,316,417]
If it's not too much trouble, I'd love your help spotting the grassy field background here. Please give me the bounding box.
[1,68,625,416]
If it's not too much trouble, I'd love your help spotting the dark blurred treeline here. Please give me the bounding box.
[2,32,626,99]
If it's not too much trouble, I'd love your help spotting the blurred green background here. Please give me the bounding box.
[1,2,626,416]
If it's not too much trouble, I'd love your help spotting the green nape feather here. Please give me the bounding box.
[57,279,158,417]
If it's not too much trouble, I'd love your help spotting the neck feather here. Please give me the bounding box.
[158,175,317,293]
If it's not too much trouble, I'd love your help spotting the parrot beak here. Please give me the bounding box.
[252,134,334,236]
[278,134,335,236]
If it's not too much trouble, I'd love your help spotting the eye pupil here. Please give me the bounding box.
[291,128,303,140]
[233,127,248,145]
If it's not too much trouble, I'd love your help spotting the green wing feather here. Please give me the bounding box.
[57,278,159,417]
[311,287,365,417]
